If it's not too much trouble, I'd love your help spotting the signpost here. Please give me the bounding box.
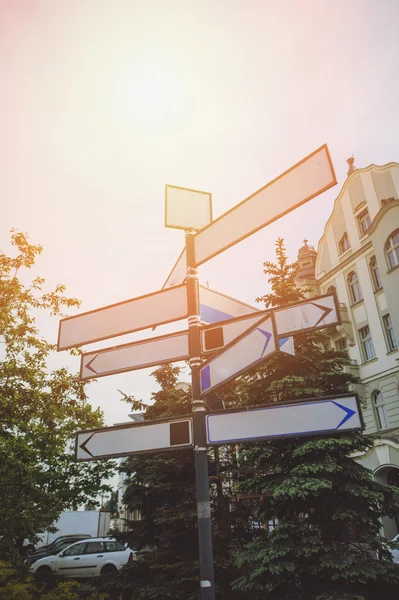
[59,144,347,600]
[165,184,212,232]
[199,285,259,324]
[274,293,339,336]
[80,330,189,380]
[200,314,277,395]
[58,284,188,350]
[206,394,363,445]
[201,311,268,355]
[76,417,193,461]
[192,145,336,267]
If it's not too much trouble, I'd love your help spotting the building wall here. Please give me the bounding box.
[303,161,399,539]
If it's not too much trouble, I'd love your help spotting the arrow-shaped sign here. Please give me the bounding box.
[58,283,188,351]
[201,311,270,355]
[199,313,277,396]
[274,293,339,337]
[80,330,189,380]
[199,286,294,355]
[206,394,363,445]
[192,145,336,267]
[76,417,193,461]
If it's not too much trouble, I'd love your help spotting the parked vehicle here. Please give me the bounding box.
[29,538,134,579]
[25,534,92,566]
[23,510,111,556]
[388,534,399,563]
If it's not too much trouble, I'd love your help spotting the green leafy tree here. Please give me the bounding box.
[232,239,399,599]
[0,230,114,560]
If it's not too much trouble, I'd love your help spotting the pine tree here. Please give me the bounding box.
[101,365,248,600]
[232,239,399,600]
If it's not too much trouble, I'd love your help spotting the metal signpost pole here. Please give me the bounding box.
[185,230,215,600]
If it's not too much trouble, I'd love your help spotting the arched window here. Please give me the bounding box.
[369,256,382,290]
[372,390,389,430]
[385,230,399,269]
[348,271,363,303]
[338,233,350,254]
[327,285,336,295]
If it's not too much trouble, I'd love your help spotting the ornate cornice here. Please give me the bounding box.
[316,162,399,255]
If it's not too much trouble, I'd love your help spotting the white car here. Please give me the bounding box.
[389,534,399,563]
[29,537,134,579]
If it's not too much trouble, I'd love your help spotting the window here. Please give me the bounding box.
[369,256,382,290]
[339,233,350,254]
[383,314,397,352]
[63,542,87,557]
[359,325,376,361]
[336,338,347,351]
[327,285,336,295]
[373,390,389,430]
[85,541,105,554]
[385,230,399,269]
[105,541,126,552]
[357,209,371,235]
[348,271,363,303]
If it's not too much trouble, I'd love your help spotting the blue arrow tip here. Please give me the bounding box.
[332,401,356,429]
[257,328,272,359]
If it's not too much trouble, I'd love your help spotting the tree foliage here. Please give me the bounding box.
[101,365,249,600]
[232,239,399,599]
[0,230,114,559]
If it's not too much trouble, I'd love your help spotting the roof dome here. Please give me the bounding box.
[298,239,316,257]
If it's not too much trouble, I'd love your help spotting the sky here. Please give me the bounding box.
[1,0,399,427]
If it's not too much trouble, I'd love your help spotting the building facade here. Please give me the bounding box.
[296,158,399,539]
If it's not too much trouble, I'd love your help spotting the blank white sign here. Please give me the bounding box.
[58,284,188,350]
[76,418,193,461]
[193,145,336,266]
[80,330,189,380]
[165,185,212,231]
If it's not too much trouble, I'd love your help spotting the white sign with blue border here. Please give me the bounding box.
[199,314,277,396]
[206,394,363,445]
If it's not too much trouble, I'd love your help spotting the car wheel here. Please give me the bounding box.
[101,564,118,577]
[35,566,54,581]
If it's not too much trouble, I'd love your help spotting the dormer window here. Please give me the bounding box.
[338,233,350,254]
[357,209,371,235]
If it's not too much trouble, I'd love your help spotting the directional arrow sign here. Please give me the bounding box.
[193,145,336,267]
[274,293,339,337]
[199,286,294,356]
[76,417,193,461]
[58,283,188,350]
[201,312,269,355]
[80,330,189,380]
[199,285,258,324]
[206,394,363,445]
[199,314,277,396]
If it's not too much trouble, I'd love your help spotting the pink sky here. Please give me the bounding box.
[1,0,398,425]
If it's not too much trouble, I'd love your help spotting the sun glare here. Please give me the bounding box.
[121,64,176,124]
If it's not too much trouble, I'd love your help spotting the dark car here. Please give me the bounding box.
[25,534,92,566]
